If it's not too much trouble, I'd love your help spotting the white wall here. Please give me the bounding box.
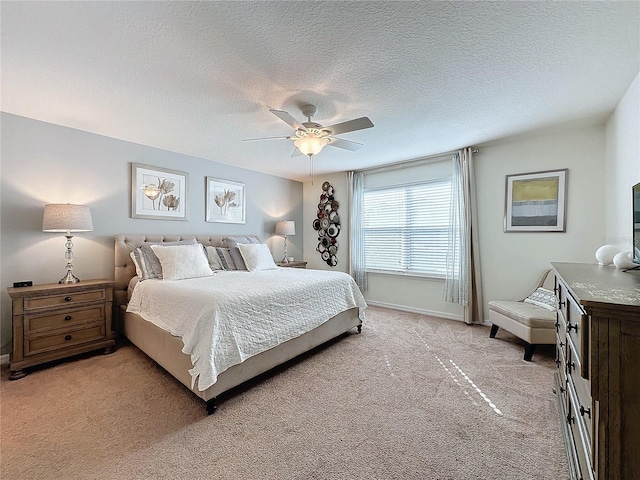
[477,126,606,313]
[1,113,304,353]
[303,125,608,321]
[605,71,640,249]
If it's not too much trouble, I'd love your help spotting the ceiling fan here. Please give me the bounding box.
[244,104,374,160]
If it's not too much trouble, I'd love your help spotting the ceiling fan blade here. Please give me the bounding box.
[327,137,363,152]
[324,117,374,135]
[242,136,291,142]
[269,109,307,131]
[291,148,305,157]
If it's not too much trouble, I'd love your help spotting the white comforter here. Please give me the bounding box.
[126,268,367,391]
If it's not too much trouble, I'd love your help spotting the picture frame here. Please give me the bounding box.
[205,177,246,224]
[504,169,567,232]
[131,163,188,221]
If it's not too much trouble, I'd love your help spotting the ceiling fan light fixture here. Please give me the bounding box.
[293,136,329,156]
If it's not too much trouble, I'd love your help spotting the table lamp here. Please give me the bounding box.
[42,204,94,283]
[275,220,295,263]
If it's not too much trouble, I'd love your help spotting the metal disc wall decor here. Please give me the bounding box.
[313,182,340,266]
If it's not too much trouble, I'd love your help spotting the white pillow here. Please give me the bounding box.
[150,244,214,280]
[237,243,278,272]
[524,287,557,311]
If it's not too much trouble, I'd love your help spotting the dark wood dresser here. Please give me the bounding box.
[552,262,640,480]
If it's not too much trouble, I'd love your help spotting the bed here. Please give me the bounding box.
[114,234,366,414]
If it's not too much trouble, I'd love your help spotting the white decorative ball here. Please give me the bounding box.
[595,245,619,265]
[613,251,636,269]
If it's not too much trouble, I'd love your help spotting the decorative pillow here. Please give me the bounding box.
[524,287,557,311]
[141,238,198,279]
[215,247,237,270]
[237,243,278,272]
[205,246,224,270]
[130,248,155,281]
[223,236,261,270]
[149,244,213,281]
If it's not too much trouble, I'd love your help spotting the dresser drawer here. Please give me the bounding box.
[567,342,593,444]
[25,323,106,356]
[24,289,106,311]
[568,381,595,479]
[24,305,105,333]
[565,293,587,362]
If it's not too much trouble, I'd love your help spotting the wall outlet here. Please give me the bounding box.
[13,281,33,288]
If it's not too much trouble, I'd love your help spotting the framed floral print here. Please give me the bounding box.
[131,163,188,221]
[205,177,246,224]
[504,168,567,232]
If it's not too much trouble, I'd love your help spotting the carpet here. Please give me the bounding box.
[0,306,568,479]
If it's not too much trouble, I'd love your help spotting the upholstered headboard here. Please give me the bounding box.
[113,234,260,312]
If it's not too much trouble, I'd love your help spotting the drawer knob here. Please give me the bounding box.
[580,405,591,418]
[555,358,561,367]
[558,300,566,308]
[64,335,72,341]
[559,385,565,394]
[566,413,575,425]
[64,296,72,302]
[567,323,578,333]
[65,315,72,321]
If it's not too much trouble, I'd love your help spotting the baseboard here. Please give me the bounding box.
[365,300,465,322]
[0,354,9,366]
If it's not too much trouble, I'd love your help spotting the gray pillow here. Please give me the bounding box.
[223,236,261,270]
[140,238,198,279]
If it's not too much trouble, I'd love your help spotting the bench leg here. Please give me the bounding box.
[523,343,536,361]
[489,324,499,338]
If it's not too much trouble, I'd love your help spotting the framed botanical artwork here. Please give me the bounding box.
[131,163,188,221]
[504,169,567,232]
[205,177,246,224]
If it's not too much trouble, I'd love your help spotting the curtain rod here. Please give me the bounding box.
[356,147,478,175]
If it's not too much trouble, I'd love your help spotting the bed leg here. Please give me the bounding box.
[205,398,217,415]
[357,323,362,334]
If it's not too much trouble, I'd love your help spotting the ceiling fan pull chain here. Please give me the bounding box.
[309,155,314,185]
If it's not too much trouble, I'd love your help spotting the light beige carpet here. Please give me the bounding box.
[1,306,568,479]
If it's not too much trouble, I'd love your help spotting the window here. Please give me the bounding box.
[362,178,452,277]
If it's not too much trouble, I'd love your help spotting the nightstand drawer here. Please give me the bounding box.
[24,305,105,333]
[24,289,106,311]
[25,323,106,356]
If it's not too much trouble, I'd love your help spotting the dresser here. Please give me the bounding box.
[8,279,116,379]
[552,263,640,480]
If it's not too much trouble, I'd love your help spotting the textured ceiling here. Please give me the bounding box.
[2,1,639,181]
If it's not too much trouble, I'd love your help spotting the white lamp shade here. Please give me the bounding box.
[42,204,94,232]
[294,136,329,156]
[275,220,295,236]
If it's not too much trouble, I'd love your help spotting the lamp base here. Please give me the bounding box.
[281,256,289,264]
[59,272,80,284]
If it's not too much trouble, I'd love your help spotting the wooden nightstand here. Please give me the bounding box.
[7,279,115,380]
[276,261,307,269]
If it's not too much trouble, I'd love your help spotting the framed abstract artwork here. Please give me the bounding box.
[205,177,246,224]
[131,163,188,221]
[504,169,567,232]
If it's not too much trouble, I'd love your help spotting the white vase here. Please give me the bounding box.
[613,251,636,269]
[595,245,619,265]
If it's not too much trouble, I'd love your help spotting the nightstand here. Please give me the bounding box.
[7,279,116,380]
[276,261,307,269]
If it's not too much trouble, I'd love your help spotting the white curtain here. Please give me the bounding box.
[443,148,483,324]
[347,171,367,291]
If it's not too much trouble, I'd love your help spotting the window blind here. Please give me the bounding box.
[362,179,452,277]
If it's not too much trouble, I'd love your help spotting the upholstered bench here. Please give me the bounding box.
[488,270,557,361]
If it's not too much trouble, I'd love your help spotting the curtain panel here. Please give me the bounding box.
[347,171,367,291]
[443,148,483,324]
